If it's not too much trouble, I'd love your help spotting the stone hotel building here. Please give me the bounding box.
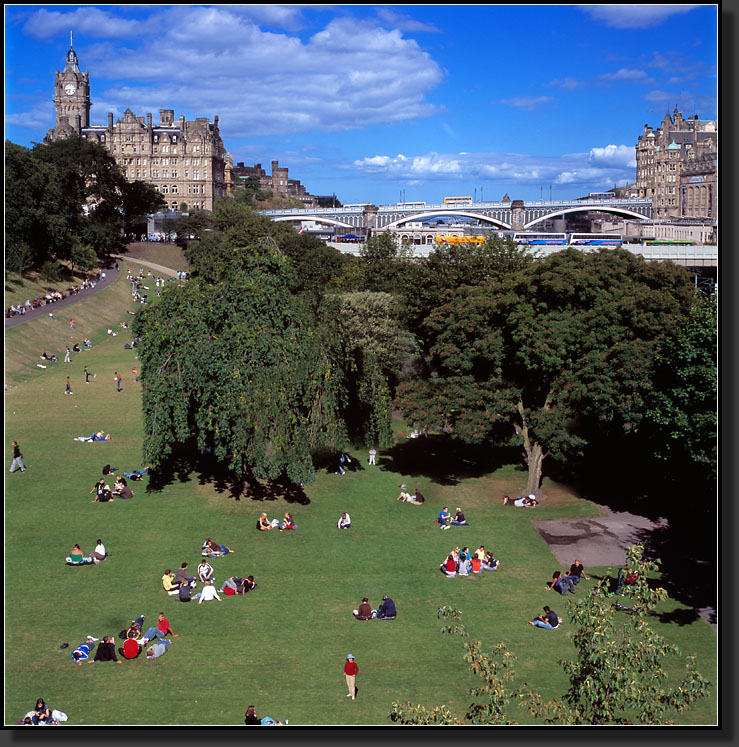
[45,41,229,212]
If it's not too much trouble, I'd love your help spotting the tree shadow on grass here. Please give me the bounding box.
[378,433,522,486]
[144,446,310,505]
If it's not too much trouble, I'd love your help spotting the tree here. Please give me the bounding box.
[520,545,711,725]
[643,291,717,493]
[389,607,520,725]
[396,248,694,495]
[133,242,347,495]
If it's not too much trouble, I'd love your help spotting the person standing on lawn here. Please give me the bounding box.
[9,441,26,473]
[344,654,358,700]
[65,376,73,395]
[114,371,122,392]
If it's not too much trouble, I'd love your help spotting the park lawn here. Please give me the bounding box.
[121,242,190,273]
[4,261,717,726]
[5,265,97,309]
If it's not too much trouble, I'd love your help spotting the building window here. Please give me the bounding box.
[171,185,178,194]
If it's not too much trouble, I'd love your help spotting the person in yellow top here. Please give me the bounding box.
[162,569,181,595]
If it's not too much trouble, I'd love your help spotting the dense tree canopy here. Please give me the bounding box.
[133,243,347,492]
[396,248,695,494]
[5,137,164,272]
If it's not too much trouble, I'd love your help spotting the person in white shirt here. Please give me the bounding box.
[337,512,351,530]
[92,539,106,564]
[196,581,222,604]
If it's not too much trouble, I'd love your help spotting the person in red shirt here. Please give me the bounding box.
[344,654,358,700]
[118,638,141,659]
[157,612,179,638]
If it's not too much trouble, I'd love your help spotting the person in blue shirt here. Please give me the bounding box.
[376,594,396,619]
[437,507,451,529]
[71,637,97,665]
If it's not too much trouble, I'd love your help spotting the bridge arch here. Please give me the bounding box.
[271,215,355,229]
[524,206,651,229]
[382,210,511,230]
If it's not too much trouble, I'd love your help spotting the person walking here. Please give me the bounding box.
[65,376,73,396]
[368,447,377,466]
[114,371,122,392]
[9,441,26,473]
[64,346,71,363]
[344,654,358,700]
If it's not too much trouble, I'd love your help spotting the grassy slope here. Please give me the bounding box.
[4,264,717,726]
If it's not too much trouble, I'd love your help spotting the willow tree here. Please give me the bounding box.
[133,242,346,494]
[396,248,694,495]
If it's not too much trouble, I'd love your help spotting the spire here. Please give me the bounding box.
[65,31,80,72]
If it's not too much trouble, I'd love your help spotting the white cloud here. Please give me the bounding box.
[73,12,444,137]
[578,5,703,30]
[351,147,636,194]
[23,7,144,39]
[599,68,655,85]
[499,96,553,110]
[548,77,582,90]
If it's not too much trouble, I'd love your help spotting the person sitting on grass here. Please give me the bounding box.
[547,570,576,596]
[121,616,145,641]
[337,512,351,530]
[90,636,121,664]
[195,580,222,604]
[90,480,114,503]
[32,699,52,724]
[102,464,118,477]
[175,562,196,588]
[376,594,396,620]
[112,476,133,499]
[458,555,471,577]
[118,638,142,659]
[162,570,181,595]
[470,554,482,574]
[482,552,500,571]
[411,488,425,504]
[442,554,457,577]
[450,507,469,526]
[202,537,234,556]
[567,559,590,586]
[257,512,274,531]
[278,513,297,531]
[66,544,89,565]
[41,351,58,362]
[529,606,560,629]
[436,507,451,529]
[197,559,214,584]
[353,597,373,620]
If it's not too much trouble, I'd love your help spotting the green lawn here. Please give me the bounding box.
[4,263,717,726]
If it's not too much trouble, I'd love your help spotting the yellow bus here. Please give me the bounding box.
[435,235,485,245]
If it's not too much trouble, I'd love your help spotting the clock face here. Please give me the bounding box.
[64,84,76,95]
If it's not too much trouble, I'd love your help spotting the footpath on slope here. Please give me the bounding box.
[5,255,180,330]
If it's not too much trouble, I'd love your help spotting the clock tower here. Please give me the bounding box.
[52,33,91,132]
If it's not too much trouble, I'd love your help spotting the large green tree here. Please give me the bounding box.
[5,138,164,272]
[396,248,695,494]
[133,242,347,494]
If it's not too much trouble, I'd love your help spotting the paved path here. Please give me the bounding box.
[5,255,181,330]
[5,264,121,330]
[533,506,716,630]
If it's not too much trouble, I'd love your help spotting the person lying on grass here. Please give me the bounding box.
[76,432,111,442]
[202,537,234,556]
[547,570,576,595]
[220,576,257,596]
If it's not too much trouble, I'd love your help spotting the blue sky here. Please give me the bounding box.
[5,4,718,205]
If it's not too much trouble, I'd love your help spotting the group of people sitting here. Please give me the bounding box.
[435,506,469,529]
[503,493,539,507]
[65,539,107,566]
[353,594,397,621]
[397,484,425,504]
[107,613,179,660]
[546,560,590,596]
[16,698,67,726]
[162,556,257,603]
[440,545,500,577]
[257,512,297,531]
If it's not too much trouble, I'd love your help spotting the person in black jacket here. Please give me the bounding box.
[90,636,121,664]
[244,705,260,725]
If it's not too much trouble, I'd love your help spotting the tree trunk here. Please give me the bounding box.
[238,457,256,500]
[514,395,548,497]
